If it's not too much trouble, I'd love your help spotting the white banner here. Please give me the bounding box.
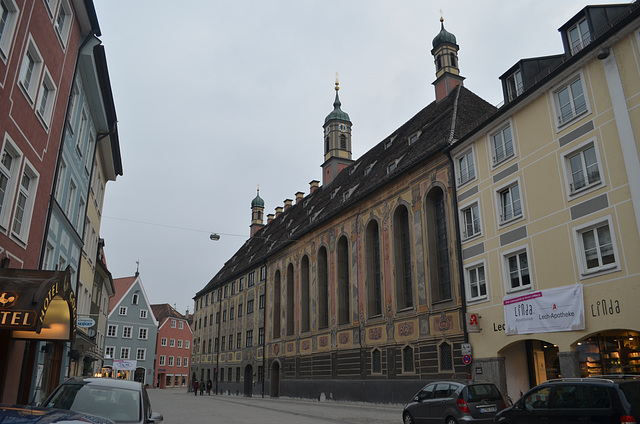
[112,359,137,370]
[503,284,585,335]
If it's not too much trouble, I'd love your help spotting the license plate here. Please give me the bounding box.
[478,405,497,413]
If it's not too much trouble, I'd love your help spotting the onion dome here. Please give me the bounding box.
[251,189,264,208]
[432,17,457,48]
[324,80,351,124]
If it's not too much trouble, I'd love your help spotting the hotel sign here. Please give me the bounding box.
[503,284,585,335]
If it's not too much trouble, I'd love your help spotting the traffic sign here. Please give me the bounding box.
[462,354,472,365]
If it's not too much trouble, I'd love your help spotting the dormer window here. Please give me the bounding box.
[385,140,393,150]
[408,132,420,144]
[388,161,398,174]
[568,18,591,54]
[506,70,523,102]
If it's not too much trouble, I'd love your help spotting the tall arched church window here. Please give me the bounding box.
[273,270,281,338]
[337,236,350,325]
[426,187,452,302]
[394,205,413,310]
[317,246,329,329]
[286,263,295,336]
[366,220,382,318]
[301,255,310,333]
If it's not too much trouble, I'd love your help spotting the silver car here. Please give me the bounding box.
[402,380,506,424]
[42,377,163,424]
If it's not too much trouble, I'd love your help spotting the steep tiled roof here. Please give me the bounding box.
[196,86,496,297]
[109,275,136,314]
[151,303,188,325]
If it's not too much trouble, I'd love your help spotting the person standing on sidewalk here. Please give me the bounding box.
[207,379,212,395]
[193,379,199,396]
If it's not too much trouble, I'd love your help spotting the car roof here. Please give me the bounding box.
[63,377,143,391]
[0,404,114,423]
[542,377,640,386]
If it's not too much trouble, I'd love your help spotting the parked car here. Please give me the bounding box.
[402,380,507,424]
[0,404,114,423]
[494,376,640,424]
[42,377,163,424]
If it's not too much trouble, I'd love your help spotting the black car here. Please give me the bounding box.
[403,380,507,424]
[42,377,163,424]
[0,404,114,423]
[494,376,640,424]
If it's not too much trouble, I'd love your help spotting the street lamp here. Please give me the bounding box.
[210,233,220,241]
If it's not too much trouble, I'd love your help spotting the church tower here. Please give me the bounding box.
[431,17,465,102]
[250,188,265,237]
[322,77,354,186]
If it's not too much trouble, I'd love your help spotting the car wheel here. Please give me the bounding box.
[403,412,414,424]
[445,418,458,424]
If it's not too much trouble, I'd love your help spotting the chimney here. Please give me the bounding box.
[275,206,283,217]
[295,192,304,204]
[267,213,275,223]
[284,199,293,211]
[309,180,320,194]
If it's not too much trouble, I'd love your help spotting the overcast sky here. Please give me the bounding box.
[92,0,626,315]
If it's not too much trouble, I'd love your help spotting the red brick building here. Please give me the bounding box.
[151,304,192,389]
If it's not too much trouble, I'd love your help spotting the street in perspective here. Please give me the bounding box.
[147,388,403,424]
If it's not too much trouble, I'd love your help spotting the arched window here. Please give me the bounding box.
[317,246,329,329]
[426,187,451,302]
[273,270,281,338]
[393,205,413,310]
[340,134,347,149]
[439,341,453,371]
[372,348,382,374]
[301,255,310,333]
[286,263,295,336]
[337,236,350,325]
[402,345,414,373]
[366,220,382,318]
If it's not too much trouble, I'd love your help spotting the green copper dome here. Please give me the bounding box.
[251,190,264,208]
[324,88,351,124]
[432,18,457,48]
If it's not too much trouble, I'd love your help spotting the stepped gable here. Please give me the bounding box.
[196,85,496,296]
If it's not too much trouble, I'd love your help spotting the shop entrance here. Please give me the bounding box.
[577,330,640,376]
[501,339,560,402]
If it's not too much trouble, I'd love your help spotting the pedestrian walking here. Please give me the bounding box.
[193,379,198,396]
[199,381,204,396]
[207,379,212,395]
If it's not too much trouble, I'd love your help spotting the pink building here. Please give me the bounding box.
[151,304,192,389]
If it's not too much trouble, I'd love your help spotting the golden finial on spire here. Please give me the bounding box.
[335,72,340,91]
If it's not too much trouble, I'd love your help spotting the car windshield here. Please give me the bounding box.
[45,383,141,423]
[467,384,501,402]
[620,382,640,411]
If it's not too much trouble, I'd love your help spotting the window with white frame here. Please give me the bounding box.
[54,159,66,202]
[168,356,174,367]
[0,136,22,230]
[159,355,165,366]
[42,243,54,270]
[456,149,475,185]
[18,37,43,102]
[498,182,522,224]
[466,262,487,301]
[119,306,127,316]
[177,340,183,348]
[105,346,114,359]
[140,309,147,319]
[461,202,481,239]
[574,217,619,276]
[161,337,167,347]
[171,319,176,328]
[169,339,175,347]
[120,347,130,360]
[132,293,138,305]
[504,248,531,291]
[75,197,84,230]
[178,321,183,329]
[36,69,56,127]
[64,179,76,217]
[11,163,38,241]
[183,357,188,367]
[122,326,132,339]
[136,348,146,361]
[185,340,190,349]
[555,75,588,125]
[138,328,148,340]
[491,123,515,165]
[53,0,72,46]
[506,69,523,102]
[0,0,19,60]
[565,141,602,195]
[176,356,181,367]
[107,324,117,337]
[568,17,591,54]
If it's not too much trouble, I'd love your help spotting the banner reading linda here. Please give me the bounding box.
[503,284,585,335]
[113,359,137,371]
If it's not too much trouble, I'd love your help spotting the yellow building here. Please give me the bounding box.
[449,2,640,401]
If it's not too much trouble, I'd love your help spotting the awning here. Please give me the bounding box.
[0,268,76,341]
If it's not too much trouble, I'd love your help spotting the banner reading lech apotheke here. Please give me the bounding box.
[503,284,585,335]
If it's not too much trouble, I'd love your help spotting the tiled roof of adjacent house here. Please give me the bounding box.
[151,303,188,325]
[196,85,496,297]
[109,275,137,314]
